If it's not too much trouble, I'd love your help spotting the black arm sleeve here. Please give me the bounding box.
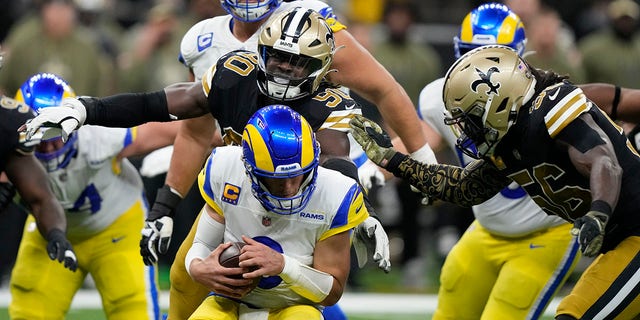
[81,90,172,127]
[321,158,380,220]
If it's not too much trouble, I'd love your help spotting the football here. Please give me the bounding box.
[219,241,246,270]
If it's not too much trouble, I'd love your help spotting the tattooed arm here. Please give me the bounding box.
[386,154,511,206]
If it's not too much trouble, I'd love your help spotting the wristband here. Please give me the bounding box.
[410,143,438,165]
[590,200,612,216]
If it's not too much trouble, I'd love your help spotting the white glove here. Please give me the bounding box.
[409,143,437,205]
[353,216,391,273]
[23,97,87,142]
[358,159,386,191]
[140,216,174,265]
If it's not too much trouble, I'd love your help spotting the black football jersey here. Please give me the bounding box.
[0,96,38,171]
[201,50,359,145]
[491,81,640,252]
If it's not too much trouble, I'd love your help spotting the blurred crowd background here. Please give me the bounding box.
[1,0,639,294]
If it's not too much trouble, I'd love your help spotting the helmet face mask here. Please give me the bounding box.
[242,105,320,215]
[454,2,527,58]
[443,45,536,159]
[220,0,281,22]
[15,73,78,171]
[257,7,335,101]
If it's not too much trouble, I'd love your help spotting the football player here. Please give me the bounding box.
[170,0,431,287]
[185,105,366,320]
[0,52,77,278]
[20,8,385,319]
[10,73,163,320]
[417,4,578,319]
[351,45,640,319]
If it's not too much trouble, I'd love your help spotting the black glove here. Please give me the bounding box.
[140,185,182,265]
[571,210,609,257]
[0,181,16,211]
[46,229,78,272]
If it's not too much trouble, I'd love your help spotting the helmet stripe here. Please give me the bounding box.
[460,14,473,42]
[245,124,275,172]
[300,117,315,167]
[497,14,519,44]
[281,7,314,43]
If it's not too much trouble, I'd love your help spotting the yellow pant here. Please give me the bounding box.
[188,295,322,320]
[557,236,640,319]
[10,200,160,320]
[168,211,210,320]
[433,221,580,320]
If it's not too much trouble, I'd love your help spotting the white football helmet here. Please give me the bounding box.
[220,0,281,22]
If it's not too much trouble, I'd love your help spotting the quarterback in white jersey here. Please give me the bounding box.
[9,73,162,320]
[417,4,580,319]
[186,105,366,319]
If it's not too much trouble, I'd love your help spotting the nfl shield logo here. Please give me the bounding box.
[262,216,272,227]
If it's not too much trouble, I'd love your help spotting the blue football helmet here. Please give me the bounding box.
[242,105,320,215]
[220,0,281,22]
[454,2,527,58]
[15,73,78,172]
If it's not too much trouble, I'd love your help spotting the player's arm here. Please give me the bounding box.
[22,81,209,141]
[165,115,218,196]
[580,83,640,123]
[5,153,78,271]
[350,114,509,206]
[557,112,621,256]
[309,230,351,306]
[329,30,429,155]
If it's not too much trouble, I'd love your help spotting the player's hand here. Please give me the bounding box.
[353,216,391,273]
[140,185,182,265]
[349,115,396,168]
[358,159,386,190]
[571,210,609,257]
[46,229,78,272]
[0,181,16,211]
[21,97,87,142]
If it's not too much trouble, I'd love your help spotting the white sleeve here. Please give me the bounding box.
[185,207,225,278]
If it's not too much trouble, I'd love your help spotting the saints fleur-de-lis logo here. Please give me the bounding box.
[471,66,500,95]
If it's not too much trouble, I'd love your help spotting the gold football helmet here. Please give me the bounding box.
[443,45,536,158]
[257,7,335,101]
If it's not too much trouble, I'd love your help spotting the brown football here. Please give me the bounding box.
[219,242,246,270]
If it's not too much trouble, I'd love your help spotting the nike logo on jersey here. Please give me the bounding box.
[112,236,126,243]
[548,88,561,101]
[529,243,545,249]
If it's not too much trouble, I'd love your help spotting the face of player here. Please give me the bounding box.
[265,51,318,80]
[36,138,65,153]
[260,174,305,198]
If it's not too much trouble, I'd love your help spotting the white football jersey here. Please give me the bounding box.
[45,125,145,237]
[179,0,342,81]
[197,146,367,309]
[418,78,566,237]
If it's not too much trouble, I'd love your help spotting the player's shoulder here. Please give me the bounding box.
[180,15,233,66]
[202,49,257,93]
[0,96,38,152]
[207,146,244,173]
[530,81,590,138]
[306,86,360,131]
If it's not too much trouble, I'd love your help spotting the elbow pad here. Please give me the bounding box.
[279,254,333,303]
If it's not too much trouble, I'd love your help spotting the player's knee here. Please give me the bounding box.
[169,258,192,292]
[492,270,540,309]
[439,253,466,291]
